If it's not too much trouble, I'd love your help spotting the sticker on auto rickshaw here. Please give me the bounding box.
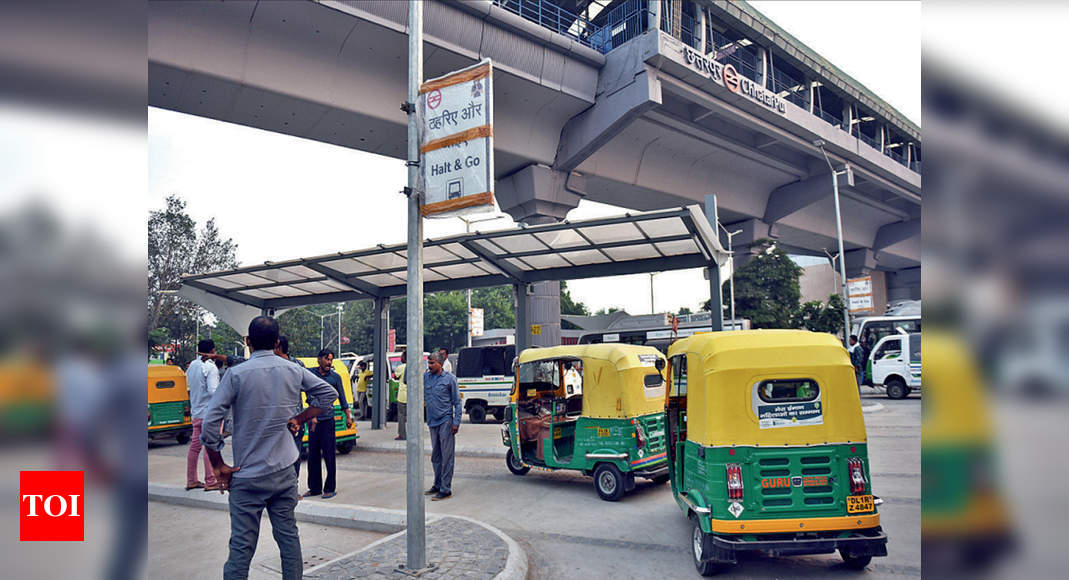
[636,354,660,366]
[847,494,875,513]
[757,401,823,428]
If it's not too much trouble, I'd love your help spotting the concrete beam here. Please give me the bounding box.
[873,218,919,251]
[764,175,834,223]
[844,248,877,277]
[554,68,662,172]
[496,164,584,224]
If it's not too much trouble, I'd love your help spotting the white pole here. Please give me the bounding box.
[816,141,852,346]
[337,303,343,354]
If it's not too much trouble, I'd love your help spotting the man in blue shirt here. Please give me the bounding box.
[423,352,461,501]
[303,348,352,500]
[202,316,337,580]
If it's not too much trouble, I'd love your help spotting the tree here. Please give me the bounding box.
[793,293,845,336]
[726,242,802,329]
[594,306,622,316]
[677,306,693,316]
[148,194,239,361]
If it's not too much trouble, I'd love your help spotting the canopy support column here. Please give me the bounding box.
[371,296,389,430]
[705,194,724,331]
[514,283,529,353]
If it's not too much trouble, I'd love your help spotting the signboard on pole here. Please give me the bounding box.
[388,328,396,353]
[847,275,874,314]
[470,307,484,337]
[420,59,494,217]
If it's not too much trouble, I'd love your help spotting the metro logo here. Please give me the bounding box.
[20,471,84,541]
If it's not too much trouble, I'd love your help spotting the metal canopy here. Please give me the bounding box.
[179,205,728,310]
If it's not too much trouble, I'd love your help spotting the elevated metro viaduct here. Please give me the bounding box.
[150,0,920,347]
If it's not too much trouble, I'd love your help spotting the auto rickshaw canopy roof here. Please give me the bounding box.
[668,330,867,447]
[147,364,189,404]
[516,344,666,419]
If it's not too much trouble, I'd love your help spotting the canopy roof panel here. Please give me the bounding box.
[180,205,727,310]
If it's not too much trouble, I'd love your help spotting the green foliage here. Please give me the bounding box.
[594,306,622,315]
[722,242,802,329]
[677,306,693,315]
[793,294,846,335]
[148,194,238,359]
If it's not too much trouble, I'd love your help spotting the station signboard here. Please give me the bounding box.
[847,275,874,314]
[470,307,484,337]
[420,59,495,217]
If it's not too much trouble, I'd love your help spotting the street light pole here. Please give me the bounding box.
[337,302,343,354]
[719,225,742,329]
[815,140,853,345]
[649,272,655,314]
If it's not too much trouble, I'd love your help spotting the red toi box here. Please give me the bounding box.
[20,471,84,541]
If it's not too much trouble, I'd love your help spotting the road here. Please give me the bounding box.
[148,390,920,578]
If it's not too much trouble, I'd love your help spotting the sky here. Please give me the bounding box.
[147,1,922,317]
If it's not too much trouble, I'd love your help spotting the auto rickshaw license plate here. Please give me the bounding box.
[847,495,874,513]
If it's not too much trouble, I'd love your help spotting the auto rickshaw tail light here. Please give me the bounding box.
[726,463,743,500]
[848,457,866,494]
[635,422,647,450]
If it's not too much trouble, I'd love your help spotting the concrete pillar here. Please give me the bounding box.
[809,82,816,114]
[497,164,583,349]
[697,5,706,52]
[843,103,853,134]
[756,46,768,89]
[371,296,389,430]
[648,0,660,33]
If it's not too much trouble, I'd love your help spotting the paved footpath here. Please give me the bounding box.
[307,516,514,579]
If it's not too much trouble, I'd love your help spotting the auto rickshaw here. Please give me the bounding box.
[921,331,1013,570]
[501,344,670,501]
[666,330,888,574]
[296,357,359,454]
[147,364,192,444]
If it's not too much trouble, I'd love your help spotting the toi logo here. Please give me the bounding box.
[20,471,84,541]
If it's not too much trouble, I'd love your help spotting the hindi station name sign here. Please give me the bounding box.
[419,59,495,216]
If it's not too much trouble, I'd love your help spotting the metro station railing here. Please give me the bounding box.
[492,0,602,51]
[492,0,919,175]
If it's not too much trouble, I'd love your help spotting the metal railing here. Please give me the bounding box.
[816,108,843,130]
[492,0,602,51]
[591,0,650,53]
[858,132,880,151]
[771,75,806,108]
[679,10,701,50]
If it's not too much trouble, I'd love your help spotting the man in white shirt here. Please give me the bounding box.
[186,339,220,490]
[439,347,453,375]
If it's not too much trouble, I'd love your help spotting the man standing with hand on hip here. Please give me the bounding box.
[202,316,338,580]
[423,352,461,501]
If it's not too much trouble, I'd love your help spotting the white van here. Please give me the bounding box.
[869,332,921,399]
[853,315,921,385]
[455,345,515,422]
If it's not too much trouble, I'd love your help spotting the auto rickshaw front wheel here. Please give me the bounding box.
[337,440,355,455]
[692,521,729,576]
[505,449,530,475]
[839,549,872,570]
[593,463,626,501]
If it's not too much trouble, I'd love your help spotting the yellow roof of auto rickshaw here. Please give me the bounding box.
[668,330,866,446]
[670,329,848,369]
[517,343,664,370]
[517,344,666,419]
[148,364,187,381]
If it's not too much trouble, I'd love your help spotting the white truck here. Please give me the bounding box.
[455,345,516,422]
[869,331,921,399]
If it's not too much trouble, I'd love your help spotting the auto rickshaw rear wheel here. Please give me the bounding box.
[337,440,355,454]
[692,520,728,576]
[175,431,191,445]
[593,463,626,501]
[839,549,872,570]
[885,377,909,400]
[505,449,530,475]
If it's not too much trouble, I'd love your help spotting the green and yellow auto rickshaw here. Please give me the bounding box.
[147,364,192,444]
[501,344,669,501]
[666,330,888,574]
